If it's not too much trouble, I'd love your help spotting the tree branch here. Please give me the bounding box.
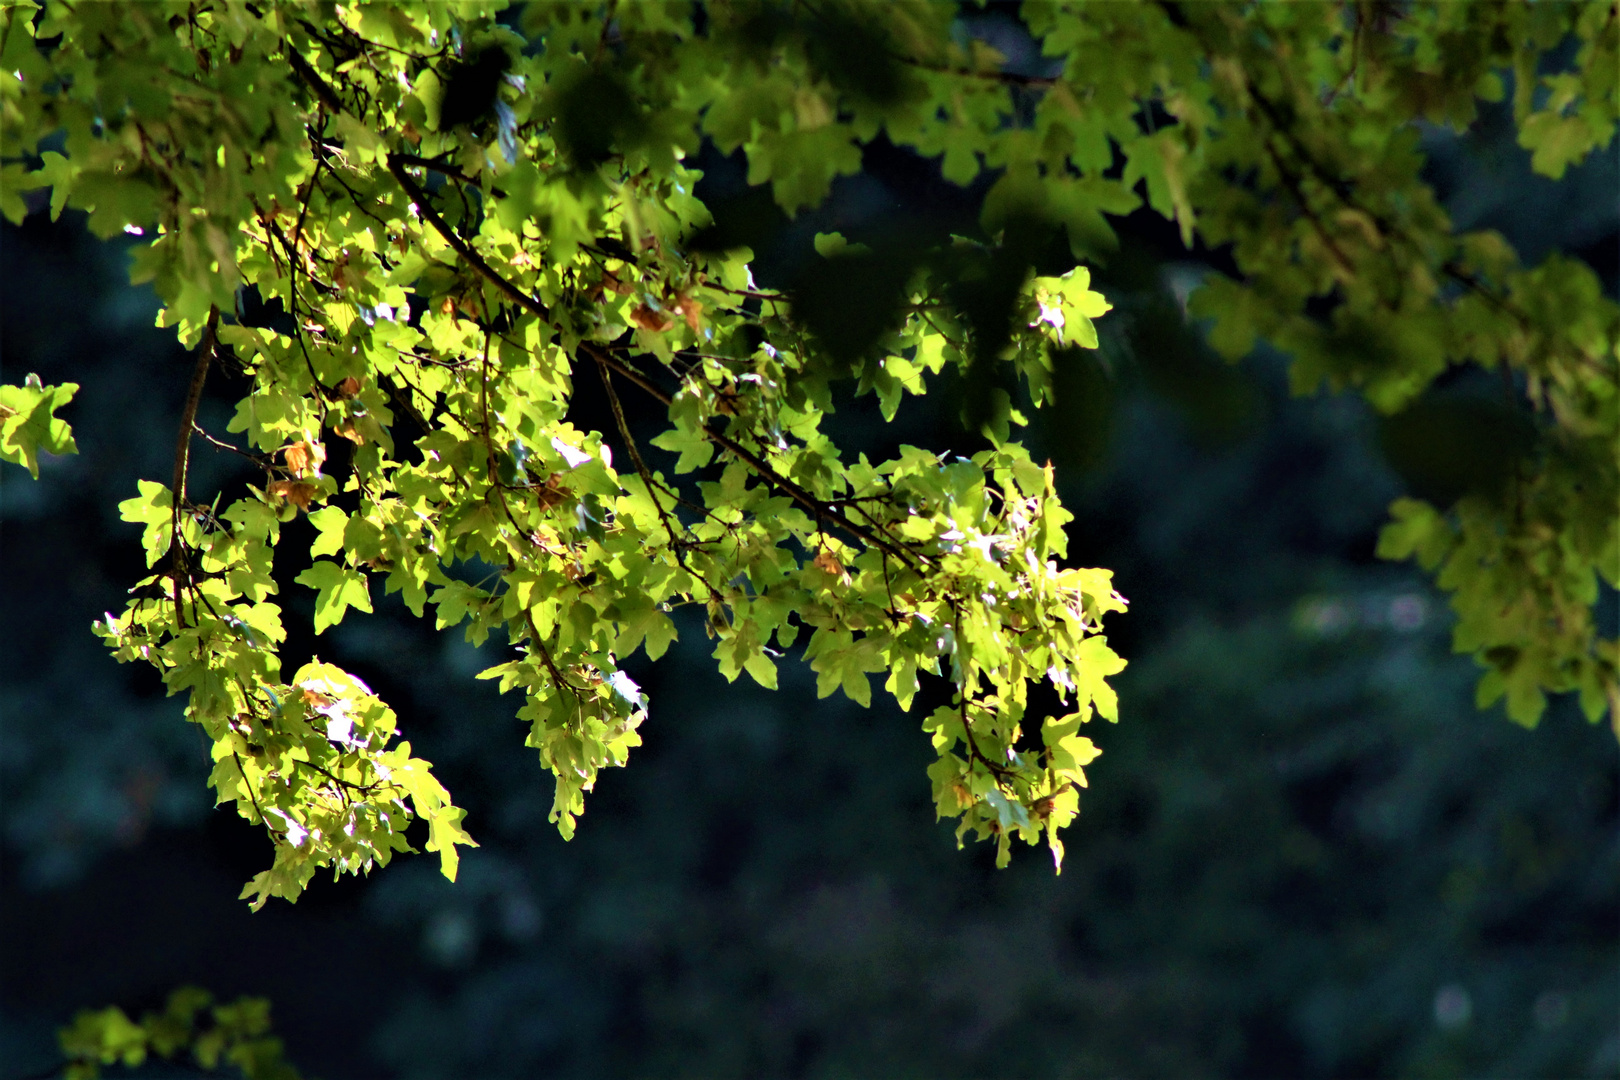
[169,305,221,629]
[284,41,345,114]
[521,607,588,699]
[391,152,504,195]
[386,153,552,321]
[378,371,433,438]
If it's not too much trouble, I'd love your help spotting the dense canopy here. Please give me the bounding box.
[1,0,1615,920]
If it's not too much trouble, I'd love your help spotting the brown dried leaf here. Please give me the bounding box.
[283,440,326,478]
[811,549,846,578]
[534,473,571,511]
[630,303,675,333]
[334,376,362,400]
[333,420,366,445]
[267,480,318,511]
[680,297,703,332]
[332,250,353,292]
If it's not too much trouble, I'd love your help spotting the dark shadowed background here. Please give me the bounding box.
[2,23,1617,1080]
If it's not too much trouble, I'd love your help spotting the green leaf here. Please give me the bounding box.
[426,803,475,882]
[616,603,679,661]
[306,506,347,558]
[1376,498,1454,572]
[649,425,715,472]
[743,649,779,690]
[294,561,373,633]
[0,375,78,477]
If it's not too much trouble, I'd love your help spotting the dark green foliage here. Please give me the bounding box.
[58,987,300,1080]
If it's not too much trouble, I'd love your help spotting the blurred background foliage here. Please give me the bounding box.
[2,12,1617,1079]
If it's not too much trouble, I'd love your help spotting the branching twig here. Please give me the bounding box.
[193,422,276,467]
[584,344,926,571]
[593,356,696,573]
[958,691,1015,781]
[522,607,588,698]
[285,40,345,114]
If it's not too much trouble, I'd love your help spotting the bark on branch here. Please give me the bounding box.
[169,305,221,628]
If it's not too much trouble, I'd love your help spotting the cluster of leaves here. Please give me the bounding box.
[57,986,301,1080]
[0,0,1129,900]
[0,0,1614,905]
[1117,1,1618,729]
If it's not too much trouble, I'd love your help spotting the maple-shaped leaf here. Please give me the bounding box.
[0,375,78,477]
[294,560,373,633]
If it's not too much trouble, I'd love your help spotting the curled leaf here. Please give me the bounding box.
[282,440,325,478]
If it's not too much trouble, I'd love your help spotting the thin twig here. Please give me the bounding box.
[1261,139,1356,277]
[901,57,1058,88]
[390,152,506,196]
[292,756,380,794]
[947,601,1016,782]
[231,749,271,828]
[193,422,276,467]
